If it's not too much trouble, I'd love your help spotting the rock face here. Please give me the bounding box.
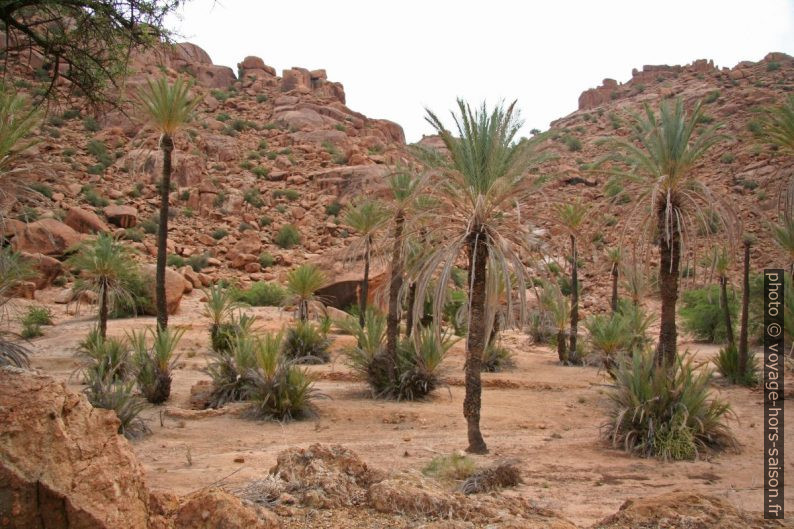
[20,252,63,290]
[0,368,281,529]
[104,205,138,228]
[0,367,150,528]
[10,219,82,256]
[140,264,188,315]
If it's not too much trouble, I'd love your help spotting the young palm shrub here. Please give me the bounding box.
[282,320,332,364]
[392,325,456,400]
[605,350,736,460]
[680,285,737,343]
[82,361,149,438]
[285,264,327,322]
[585,313,628,376]
[617,300,653,354]
[68,233,136,339]
[77,327,131,382]
[130,326,184,404]
[415,100,550,453]
[556,200,588,354]
[481,343,514,372]
[203,284,244,353]
[242,331,324,420]
[0,248,33,367]
[758,93,794,154]
[136,76,201,330]
[713,344,759,386]
[541,282,571,364]
[344,199,389,327]
[206,316,258,407]
[620,259,650,306]
[0,88,41,219]
[340,309,389,393]
[710,247,735,347]
[601,98,732,367]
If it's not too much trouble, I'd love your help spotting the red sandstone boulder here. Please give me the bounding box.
[140,264,188,315]
[104,204,138,228]
[65,206,109,234]
[20,252,63,289]
[10,219,82,256]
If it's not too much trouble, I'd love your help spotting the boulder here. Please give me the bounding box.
[173,489,279,529]
[274,108,325,130]
[11,219,82,256]
[140,264,188,315]
[233,232,263,255]
[104,205,138,228]
[0,368,150,528]
[65,206,109,234]
[20,252,63,289]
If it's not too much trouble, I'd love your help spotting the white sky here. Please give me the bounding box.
[167,0,794,142]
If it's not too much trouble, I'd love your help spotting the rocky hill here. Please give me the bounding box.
[2,43,793,314]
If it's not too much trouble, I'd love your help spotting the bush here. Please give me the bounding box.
[605,351,736,460]
[212,228,228,240]
[187,253,209,272]
[275,224,301,249]
[87,139,113,167]
[123,228,144,242]
[109,268,153,319]
[482,343,514,372]
[704,90,720,104]
[258,216,273,227]
[232,281,286,307]
[29,182,53,199]
[140,218,158,235]
[81,185,109,207]
[325,202,342,216]
[272,189,300,201]
[130,326,183,404]
[83,116,100,132]
[679,285,737,343]
[283,321,332,364]
[422,454,476,482]
[167,254,185,268]
[242,331,324,421]
[243,188,264,207]
[207,318,259,407]
[252,166,269,178]
[83,366,148,438]
[258,252,275,268]
[23,305,53,326]
[20,322,43,339]
[713,344,759,386]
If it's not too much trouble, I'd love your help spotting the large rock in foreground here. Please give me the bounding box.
[10,219,82,256]
[0,367,150,528]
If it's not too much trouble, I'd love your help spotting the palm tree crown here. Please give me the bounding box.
[137,76,200,136]
[286,264,327,322]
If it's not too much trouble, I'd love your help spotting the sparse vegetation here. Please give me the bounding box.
[275,224,301,248]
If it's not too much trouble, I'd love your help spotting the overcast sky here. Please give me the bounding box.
[166,0,794,142]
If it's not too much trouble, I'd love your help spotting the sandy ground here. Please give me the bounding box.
[20,290,794,527]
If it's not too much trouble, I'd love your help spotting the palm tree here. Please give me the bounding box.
[344,200,389,327]
[384,169,423,378]
[602,98,730,367]
[606,247,622,313]
[711,247,735,347]
[136,76,200,331]
[738,236,753,376]
[556,200,587,356]
[285,264,327,322]
[415,99,549,453]
[0,88,41,219]
[542,282,570,364]
[68,233,136,339]
[758,94,794,154]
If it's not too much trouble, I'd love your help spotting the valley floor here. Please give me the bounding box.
[24,290,794,527]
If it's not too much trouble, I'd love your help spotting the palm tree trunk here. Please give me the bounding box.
[738,240,751,374]
[464,231,488,454]
[611,265,619,313]
[655,207,681,367]
[569,235,578,356]
[405,282,416,338]
[99,283,108,340]
[385,211,404,379]
[359,236,370,328]
[299,300,308,322]
[156,134,174,332]
[557,330,567,363]
[720,275,735,347]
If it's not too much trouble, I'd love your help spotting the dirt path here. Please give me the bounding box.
[23,290,794,527]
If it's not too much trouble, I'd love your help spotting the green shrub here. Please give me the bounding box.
[720,152,735,164]
[23,306,53,326]
[481,343,514,372]
[167,254,186,268]
[258,252,275,268]
[704,90,720,104]
[243,188,264,207]
[207,319,259,407]
[232,281,286,307]
[140,218,158,235]
[767,61,781,71]
[283,321,332,364]
[258,216,273,227]
[272,189,300,201]
[83,369,148,438]
[83,116,100,132]
[123,228,144,242]
[211,228,228,240]
[29,182,53,199]
[679,285,737,343]
[325,202,342,216]
[275,224,301,248]
[187,253,209,272]
[562,135,582,152]
[21,322,43,339]
[256,94,268,103]
[130,326,183,404]
[606,351,736,460]
[242,330,323,420]
[422,454,476,482]
[713,344,759,386]
[81,185,109,207]
[16,206,38,222]
[62,108,80,120]
[252,166,269,178]
[87,139,113,167]
[109,269,153,319]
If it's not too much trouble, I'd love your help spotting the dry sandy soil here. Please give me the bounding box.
[19,290,794,527]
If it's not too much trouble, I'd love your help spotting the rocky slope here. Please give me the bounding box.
[2,43,793,315]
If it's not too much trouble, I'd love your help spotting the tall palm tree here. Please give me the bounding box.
[415,99,549,453]
[285,264,327,322]
[738,236,753,375]
[68,233,136,339]
[556,200,587,357]
[344,200,389,327]
[384,169,423,378]
[711,247,735,347]
[136,76,200,331]
[606,247,622,313]
[602,98,730,367]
